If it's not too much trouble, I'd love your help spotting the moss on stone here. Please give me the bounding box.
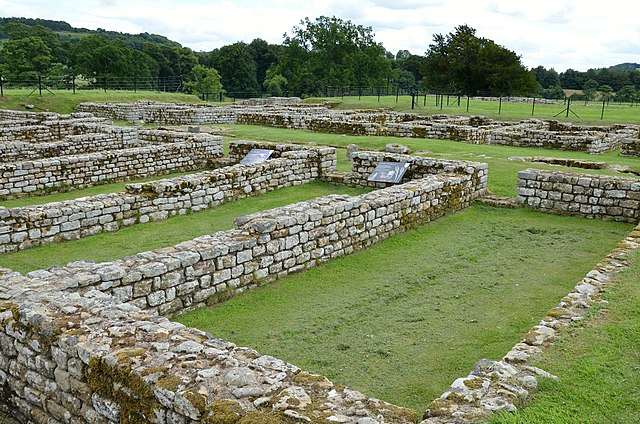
[203,399,243,424]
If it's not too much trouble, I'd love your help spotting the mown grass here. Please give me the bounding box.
[490,249,640,424]
[175,204,632,412]
[304,95,640,125]
[0,181,367,274]
[0,89,209,114]
[224,125,640,196]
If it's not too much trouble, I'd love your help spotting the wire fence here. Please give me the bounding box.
[0,75,184,96]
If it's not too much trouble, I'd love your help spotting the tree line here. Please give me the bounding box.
[1,16,639,102]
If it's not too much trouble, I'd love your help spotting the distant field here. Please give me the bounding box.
[304,95,640,125]
[0,89,221,114]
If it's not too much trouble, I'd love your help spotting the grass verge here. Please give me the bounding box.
[490,249,640,424]
[175,204,632,412]
[224,125,640,196]
[0,181,367,273]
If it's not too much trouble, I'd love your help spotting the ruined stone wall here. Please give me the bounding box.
[0,267,416,424]
[621,137,640,156]
[228,140,337,176]
[0,127,141,162]
[0,148,326,253]
[0,135,222,199]
[76,101,640,154]
[0,152,485,423]
[345,151,488,197]
[516,169,640,222]
[31,171,481,319]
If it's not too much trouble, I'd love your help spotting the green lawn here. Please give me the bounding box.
[490,249,640,424]
[0,90,215,114]
[175,205,632,412]
[224,125,640,196]
[304,95,640,125]
[0,181,367,273]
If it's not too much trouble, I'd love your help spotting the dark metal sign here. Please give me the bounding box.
[367,162,410,183]
[240,148,275,164]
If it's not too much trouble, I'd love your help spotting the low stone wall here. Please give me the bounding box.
[0,126,140,162]
[77,101,640,154]
[345,151,488,196]
[0,145,329,253]
[0,267,417,424]
[0,134,222,199]
[228,140,337,176]
[621,137,640,156]
[0,110,106,145]
[516,169,640,222]
[0,152,485,423]
[30,171,481,318]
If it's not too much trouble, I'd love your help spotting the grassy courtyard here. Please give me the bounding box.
[176,205,632,412]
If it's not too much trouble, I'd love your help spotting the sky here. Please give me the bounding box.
[1,0,639,72]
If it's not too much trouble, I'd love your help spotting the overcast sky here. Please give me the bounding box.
[2,0,638,72]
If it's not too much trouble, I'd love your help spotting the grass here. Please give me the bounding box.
[304,95,640,125]
[175,204,632,412]
[0,181,367,274]
[0,89,211,114]
[223,125,640,196]
[0,170,201,208]
[490,249,640,424]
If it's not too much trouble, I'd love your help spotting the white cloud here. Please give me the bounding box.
[0,0,638,71]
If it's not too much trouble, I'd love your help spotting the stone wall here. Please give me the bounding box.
[621,137,640,156]
[0,126,140,162]
[516,169,640,222]
[0,143,331,253]
[0,133,222,199]
[31,171,483,318]
[0,267,417,424]
[0,151,486,423]
[228,140,337,176]
[76,101,639,154]
[344,151,488,196]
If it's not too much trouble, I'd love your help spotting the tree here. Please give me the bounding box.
[184,64,223,99]
[582,79,599,103]
[263,69,288,96]
[616,85,637,103]
[532,66,560,89]
[423,25,536,96]
[598,84,614,102]
[0,36,53,79]
[273,16,392,96]
[217,42,260,97]
[249,38,282,87]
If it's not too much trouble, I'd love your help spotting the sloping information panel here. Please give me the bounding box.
[240,149,275,164]
[367,161,410,183]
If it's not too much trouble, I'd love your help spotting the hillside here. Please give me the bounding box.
[0,16,182,49]
[607,62,640,72]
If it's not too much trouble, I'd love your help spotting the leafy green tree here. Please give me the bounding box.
[217,42,260,97]
[616,85,637,103]
[263,69,288,96]
[249,38,282,87]
[71,36,153,88]
[0,36,53,79]
[184,64,223,98]
[423,25,536,96]
[598,84,613,102]
[582,79,599,103]
[532,66,560,89]
[274,16,392,96]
